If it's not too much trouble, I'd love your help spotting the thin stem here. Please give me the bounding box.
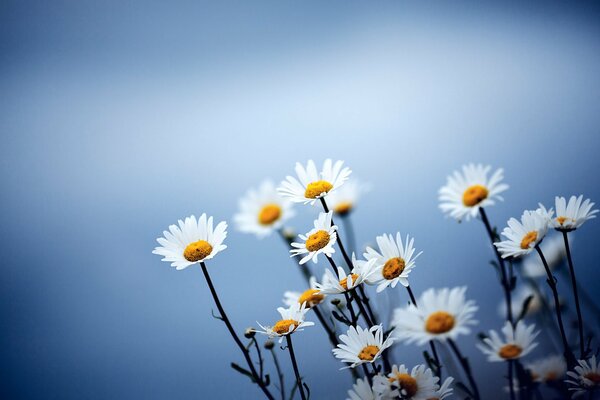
[361,364,373,385]
[447,338,480,400]
[508,360,516,400]
[199,262,274,400]
[341,214,357,255]
[252,338,265,380]
[313,305,338,345]
[344,292,359,325]
[562,231,585,358]
[351,289,374,326]
[269,347,285,400]
[285,335,307,400]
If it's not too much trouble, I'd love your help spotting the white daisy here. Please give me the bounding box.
[527,355,567,383]
[391,287,478,345]
[233,180,295,238]
[431,377,454,400]
[347,377,380,400]
[372,364,438,400]
[494,208,552,259]
[282,276,325,309]
[315,256,378,295]
[477,321,539,362]
[522,233,567,278]
[278,159,352,205]
[566,356,600,398]
[438,163,509,222]
[548,195,598,231]
[332,325,394,368]
[497,286,542,319]
[152,214,227,270]
[289,211,337,264]
[327,179,369,216]
[363,232,422,292]
[254,302,314,342]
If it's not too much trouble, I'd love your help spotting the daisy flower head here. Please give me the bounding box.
[391,286,478,345]
[315,256,378,295]
[566,356,600,398]
[549,195,598,231]
[438,163,509,222]
[431,377,454,400]
[289,211,337,264]
[363,232,423,292]
[278,159,352,205]
[494,208,552,259]
[332,325,394,368]
[327,179,369,216]
[477,320,539,362]
[527,355,567,383]
[347,377,380,400]
[522,233,567,278]
[152,214,227,270]
[233,180,294,238]
[282,277,325,309]
[372,364,438,400]
[255,302,314,342]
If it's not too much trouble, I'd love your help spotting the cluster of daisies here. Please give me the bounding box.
[153,160,599,400]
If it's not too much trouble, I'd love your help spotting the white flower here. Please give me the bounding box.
[347,377,380,400]
[438,163,509,222]
[566,356,600,398]
[255,303,314,342]
[548,195,598,231]
[290,211,337,264]
[332,325,394,368]
[372,364,438,400]
[494,208,552,258]
[522,233,567,278]
[152,214,227,270]
[278,159,352,205]
[327,179,370,216]
[315,256,378,295]
[391,287,478,345]
[477,321,539,362]
[363,232,422,292]
[497,286,542,319]
[431,377,454,400]
[233,180,295,238]
[527,355,567,383]
[282,277,325,309]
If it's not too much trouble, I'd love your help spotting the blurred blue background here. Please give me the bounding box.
[2,1,600,398]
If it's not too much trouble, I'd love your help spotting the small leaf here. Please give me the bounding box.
[517,295,534,322]
[230,362,256,383]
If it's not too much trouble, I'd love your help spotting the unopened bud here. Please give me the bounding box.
[244,328,256,339]
[264,339,275,350]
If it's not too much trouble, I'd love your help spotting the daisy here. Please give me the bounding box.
[347,377,380,400]
[282,276,325,309]
[497,286,542,319]
[438,163,509,222]
[315,256,378,295]
[548,195,598,231]
[332,325,394,368]
[522,233,567,278]
[254,302,314,342]
[494,208,552,259]
[326,179,369,216]
[152,214,227,270]
[527,355,567,383]
[477,321,539,362]
[363,232,422,292]
[431,377,454,400]
[372,364,438,400]
[566,356,600,398]
[391,287,478,345]
[278,159,352,205]
[289,211,337,264]
[233,180,294,238]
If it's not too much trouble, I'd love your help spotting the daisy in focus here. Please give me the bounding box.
[522,233,567,278]
[278,159,352,205]
[391,286,478,345]
[438,163,509,222]
[316,256,378,295]
[477,321,539,362]
[233,180,294,238]
[347,377,380,400]
[372,364,438,400]
[255,302,314,342]
[289,211,337,264]
[566,355,600,398]
[363,232,422,292]
[527,355,567,383]
[547,195,598,232]
[494,208,552,259]
[332,325,394,368]
[152,214,228,270]
[326,179,369,216]
[282,276,325,309]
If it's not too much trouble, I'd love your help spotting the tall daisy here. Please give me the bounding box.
[566,356,600,398]
[326,179,369,216]
[391,287,478,345]
[290,211,337,264]
[347,377,380,400]
[332,325,394,368]
[477,321,539,362]
[233,180,294,238]
[315,257,378,295]
[522,233,567,278]
[494,208,552,259]
[438,163,509,222]
[255,303,314,342]
[283,276,325,309]
[527,355,567,383]
[372,364,438,400]
[152,214,227,270]
[278,159,352,205]
[363,232,422,292]
[548,195,598,232]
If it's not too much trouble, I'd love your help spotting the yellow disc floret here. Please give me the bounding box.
[298,289,325,308]
[273,319,299,335]
[183,240,213,262]
[334,201,353,215]
[258,203,282,225]
[382,257,406,280]
[358,345,379,361]
[462,184,489,207]
[389,373,418,398]
[305,230,331,252]
[425,311,455,334]
[520,231,538,249]
[498,344,523,359]
[339,273,360,290]
[305,180,333,199]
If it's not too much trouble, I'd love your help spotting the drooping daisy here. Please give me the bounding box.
[278,159,352,205]
[315,257,378,295]
[494,208,552,259]
[363,232,422,292]
[289,211,337,264]
[548,195,598,232]
[254,302,314,342]
[152,214,228,270]
[391,287,478,345]
[347,377,380,400]
[372,364,438,400]
[527,355,567,383]
[438,163,509,222]
[477,321,539,362]
[282,276,325,309]
[233,180,295,238]
[566,356,600,398]
[497,286,542,319]
[431,377,454,400]
[522,233,567,278]
[333,325,394,368]
[326,179,369,216]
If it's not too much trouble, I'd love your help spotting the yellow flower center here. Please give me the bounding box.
[304,180,333,199]
[584,372,600,384]
[298,289,324,308]
[305,230,331,252]
[520,231,538,249]
[358,345,379,361]
[334,201,353,215]
[556,216,568,226]
[389,373,418,398]
[425,311,455,334]
[462,184,489,207]
[498,344,523,359]
[258,203,282,225]
[382,257,406,280]
[183,240,213,262]
[273,319,299,335]
[339,273,360,290]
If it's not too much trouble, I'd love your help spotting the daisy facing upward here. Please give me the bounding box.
[332,325,394,369]
[289,211,338,264]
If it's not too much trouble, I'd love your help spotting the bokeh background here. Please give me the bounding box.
[2,1,600,398]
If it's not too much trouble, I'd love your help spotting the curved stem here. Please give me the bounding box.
[269,347,285,400]
[286,335,307,400]
[313,305,338,345]
[447,338,480,400]
[562,231,585,358]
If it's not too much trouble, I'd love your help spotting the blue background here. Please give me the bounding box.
[2,1,600,398]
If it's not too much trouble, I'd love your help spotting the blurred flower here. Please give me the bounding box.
[326,179,369,216]
[522,233,567,278]
[254,303,314,342]
[152,213,227,270]
[315,257,377,294]
[497,286,542,319]
[282,276,325,308]
[432,377,454,400]
[290,211,337,264]
[347,377,380,400]
[545,195,598,231]
[438,163,509,222]
[332,325,393,368]
[477,321,539,362]
[494,208,551,258]
[527,354,567,383]
[566,355,600,398]
[372,364,438,400]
